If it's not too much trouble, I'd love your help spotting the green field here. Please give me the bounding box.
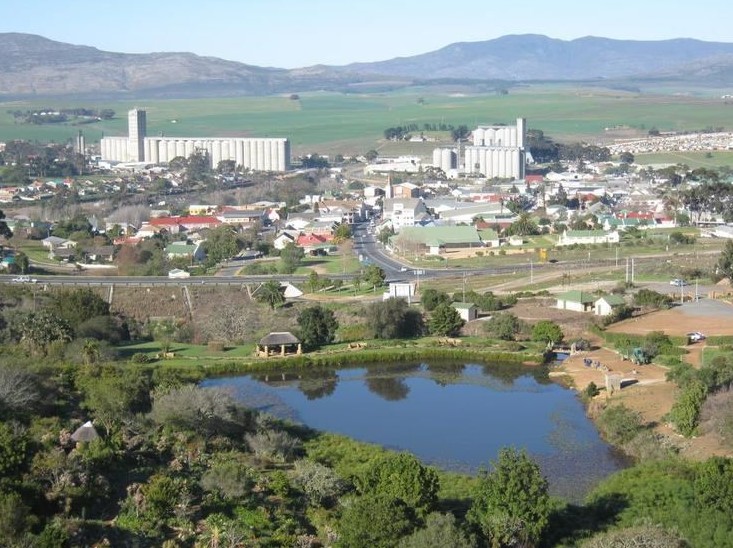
[635,150,733,168]
[3,85,733,155]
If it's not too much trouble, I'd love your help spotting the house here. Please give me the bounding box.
[382,198,431,230]
[452,302,478,322]
[42,236,76,249]
[391,226,483,256]
[557,230,620,246]
[81,246,115,262]
[257,332,302,357]
[165,242,206,262]
[556,290,596,312]
[383,282,416,302]
[595,294,626,316]
[273,231,298,250]
[216,208,266,226]
[392,182,421,199]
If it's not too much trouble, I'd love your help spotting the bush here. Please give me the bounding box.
[582,382,601,400]
[130,352,150,364]
[699,386,733,448]
[291,459,346,507]
[597,404,644,445]
[667,380,707,437]
[484,313,525,341]
[200,454,256,499]
[634,289,673,309]
[207,340,226,352]
[245,429,301,462]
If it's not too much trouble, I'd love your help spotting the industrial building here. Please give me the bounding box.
[432,118,526,179]
[100,109,290,172]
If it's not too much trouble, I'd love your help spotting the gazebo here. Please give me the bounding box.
[257,332,302,357]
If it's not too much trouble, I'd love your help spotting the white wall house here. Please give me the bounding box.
[557,230,620,246]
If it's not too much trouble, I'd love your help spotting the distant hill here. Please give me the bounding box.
[339,35,733,81]
[2,32,733,98]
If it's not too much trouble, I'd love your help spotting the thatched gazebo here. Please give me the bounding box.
[257,331,302,357]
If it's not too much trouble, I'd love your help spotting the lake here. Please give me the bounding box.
[201,362,627,500]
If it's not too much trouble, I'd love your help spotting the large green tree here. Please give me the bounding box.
[297,305,338,350]
[49,288,110,331]
[0,209,12,239]
[357,452,440,517]
[428,303,464,337]
[420,288,451,312]
[279,242,305,274]
[337,493,416,548]
[366,298,424,339]
[531,320,564,346]
[468,447,551,547]
[362,264,386,290]
[717,239,733,280]
[202,226,242,265]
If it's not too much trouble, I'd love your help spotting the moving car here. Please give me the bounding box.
[687,331,706,343]
[12,275,30,283]
[670,278,688,287]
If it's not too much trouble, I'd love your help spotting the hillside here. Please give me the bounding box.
[3,32,733,98]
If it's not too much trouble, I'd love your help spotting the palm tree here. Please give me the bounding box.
[255,280,285,310]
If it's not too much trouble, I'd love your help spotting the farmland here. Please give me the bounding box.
[3,85,733,156]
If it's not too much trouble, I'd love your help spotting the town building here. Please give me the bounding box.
[100,109,290,171]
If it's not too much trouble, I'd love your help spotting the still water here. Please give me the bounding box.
[201,362,627,500]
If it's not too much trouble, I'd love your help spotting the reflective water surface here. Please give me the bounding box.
[201,362,627,500]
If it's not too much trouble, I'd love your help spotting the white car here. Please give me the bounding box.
[12,275,30,283]
[687,332,706,342]
[670,278,688,287]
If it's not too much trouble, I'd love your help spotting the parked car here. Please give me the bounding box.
[687,331,706,343]
[670,278,688,286]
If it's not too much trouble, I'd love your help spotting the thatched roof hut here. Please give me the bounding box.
[71,421,100,443]
[257,332,302,357]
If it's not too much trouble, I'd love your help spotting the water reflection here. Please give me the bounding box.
[203,362,628,501]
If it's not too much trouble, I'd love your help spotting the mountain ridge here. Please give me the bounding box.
[2,32,733,98]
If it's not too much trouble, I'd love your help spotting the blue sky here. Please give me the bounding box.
[2,0,732,68]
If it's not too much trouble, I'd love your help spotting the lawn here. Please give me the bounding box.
[117,340,257,366]
[4,85,733,156]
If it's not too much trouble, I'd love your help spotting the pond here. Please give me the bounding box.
[201,362,628,501]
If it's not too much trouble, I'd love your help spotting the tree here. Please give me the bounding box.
[338,493,416,548]
[0,209,14,240]
[398,512,474,548]
[0,366,39,416]
[695,456,733,513]
[357,452,440,516]
[14,252,29,274]
[619,151,635,164]
[297,305,338,350]
[420,288,451,312]
[468,447,551,547]
[506,212,539,237]
[279,242,305,274]
[17,309,73,354]
[484,313,525,341]
[362,264,386,290]
[531,320,564,347]
[255,280,285,310]
[366,298,424,339]
[428,303,464,336]
[333,223,352,243]
[291,459,346,507]
[365,149,379,162]
[49,288,110,331]
[202,226,242,265]
[717,240,733,280]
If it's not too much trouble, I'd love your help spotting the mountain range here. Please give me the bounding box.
[2,32,733,98]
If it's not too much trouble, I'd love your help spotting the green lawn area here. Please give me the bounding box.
[117,340,256,365]
[10,239,51,263]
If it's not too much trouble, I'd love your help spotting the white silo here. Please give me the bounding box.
[473,128,485,146]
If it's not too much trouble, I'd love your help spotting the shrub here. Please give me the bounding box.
[291,459,346,507]
[667,380,707,437]
[130,352,150,364]
[245,429,301,462]
[597,404,644,445]
[200,455,257,499]
[582,382,601,400]
[207,340,226,352]
[699,386,733,448]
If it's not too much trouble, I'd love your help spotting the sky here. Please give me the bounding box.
[2,0,733,68]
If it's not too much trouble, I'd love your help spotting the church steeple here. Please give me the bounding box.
[385,174,394,199]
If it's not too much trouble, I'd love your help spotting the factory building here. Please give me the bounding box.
[100,109,290,172]
[464,118,526,179]
[437,118,526,179]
